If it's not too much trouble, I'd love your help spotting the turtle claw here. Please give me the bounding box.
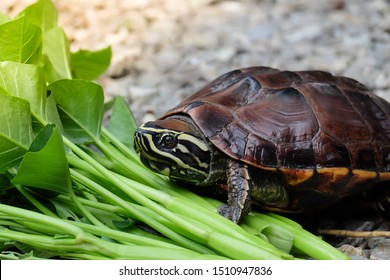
[218,204,242,224]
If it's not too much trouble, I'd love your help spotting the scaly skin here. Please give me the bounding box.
[218,159,252,223]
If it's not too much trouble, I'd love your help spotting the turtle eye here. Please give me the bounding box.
[158,133,177,149]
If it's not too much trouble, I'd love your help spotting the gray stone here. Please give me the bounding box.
[338,244,368,260]
[370,240,390,260]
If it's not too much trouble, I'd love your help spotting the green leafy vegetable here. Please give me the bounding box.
[0,16,42,64]
[12,125,71,194]
[17,0,57,32]
[0,12,10,24]
[0,61,47,121]
[49,79,104,143]
[0,94,34,172]
[108,96,138,149]
[41,27,72,83]
[71,47,112,81]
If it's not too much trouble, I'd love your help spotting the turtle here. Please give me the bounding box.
[134,66,390,223]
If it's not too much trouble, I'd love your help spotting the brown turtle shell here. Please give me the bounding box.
[161,67,390,212]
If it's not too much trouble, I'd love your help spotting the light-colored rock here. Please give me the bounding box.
[338,244,368,260]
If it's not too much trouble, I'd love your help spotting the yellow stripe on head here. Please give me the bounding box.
[134,117,212,185]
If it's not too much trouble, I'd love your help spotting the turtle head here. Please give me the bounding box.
[134,116,212,185]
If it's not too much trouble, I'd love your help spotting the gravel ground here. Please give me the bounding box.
[2,0,390,259]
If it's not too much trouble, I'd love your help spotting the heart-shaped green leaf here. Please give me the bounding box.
[49,79,104,144]
[12,124,71,194]
[41,27,72,83]
[0,93,34,173]
[71,46,112,81]
[0,15,42,64]
[17,0,58,32]
[0,61,46,122]
[108,96,137,149]
[0,12,10,25]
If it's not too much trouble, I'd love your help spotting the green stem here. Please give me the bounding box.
[0,220,43,235]
[101,127,139,162]
[55,194,170,226]
[0,227,90,253]
[14,185,58,218]
[68,181,106,228]
[55,194,194,241]
[208,232,288,260]
[63,253,111,260]
[0,203,85,239]
[116,173,288,253]
[253,213,349,260]
[66,220,196,251]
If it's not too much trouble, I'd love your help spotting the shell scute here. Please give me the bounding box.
[211,122,248,159]
[279,141,316,168]
[311,132,351,168]
[235,87,318,144]
[244,133,277,167]
[296,82,370,143]
[346,89,390,137]
[185,103,233,138]
[355,147,377,170]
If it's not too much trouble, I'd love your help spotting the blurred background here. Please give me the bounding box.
[1,0,389,123]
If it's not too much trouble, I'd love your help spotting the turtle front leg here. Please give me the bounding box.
[218,159,252,223]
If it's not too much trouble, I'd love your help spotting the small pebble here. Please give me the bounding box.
[370,240,390,260]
